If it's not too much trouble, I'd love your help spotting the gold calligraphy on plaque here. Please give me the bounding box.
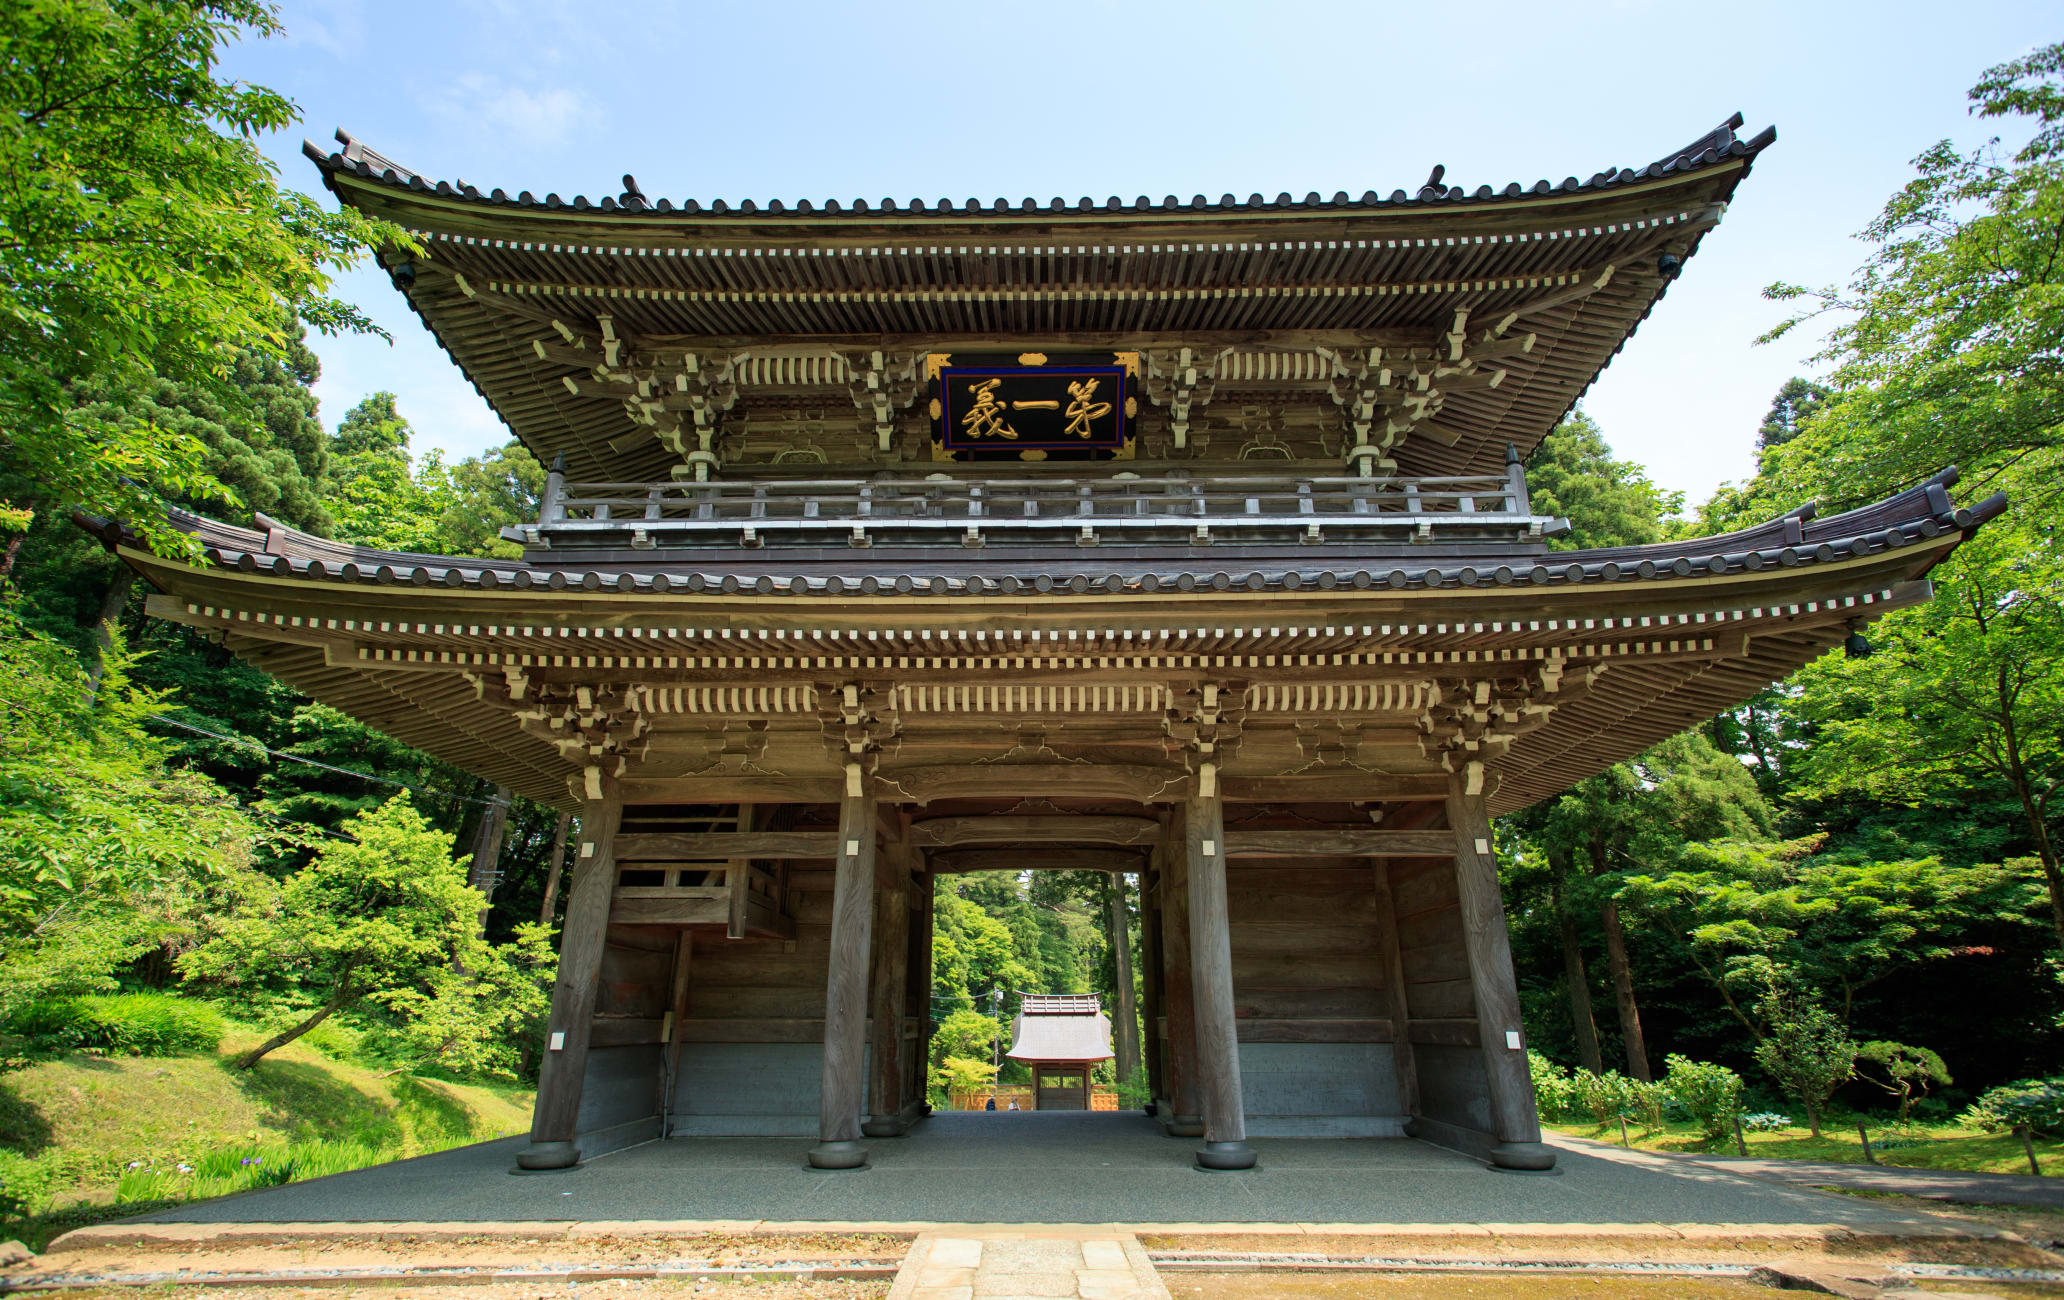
[959,378,1018,440]
[1063,378,1114,440]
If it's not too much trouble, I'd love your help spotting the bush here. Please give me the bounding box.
[1570,1069,1634,1126]
[1742,1112,1792,1131]
[0,1148,52,1219]
[1963,1078,2064,1135]
[1627,1078,1671,1131]
[3,993,223,1056]
[1665,1054,1746,1142]
[1529,1052,1572,1119]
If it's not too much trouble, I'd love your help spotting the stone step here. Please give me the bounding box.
[889,1229,1171,1300]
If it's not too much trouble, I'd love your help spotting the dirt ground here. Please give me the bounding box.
[1176,1276,2064,1298]
[53,1284,889,1300]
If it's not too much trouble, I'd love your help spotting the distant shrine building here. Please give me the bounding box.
[88,116,2005,1174]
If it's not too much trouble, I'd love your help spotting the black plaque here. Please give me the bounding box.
[937,364,1129,453]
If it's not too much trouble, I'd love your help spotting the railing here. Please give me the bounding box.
[508,460,1564,551]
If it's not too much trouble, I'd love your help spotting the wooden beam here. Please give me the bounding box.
[1224,829,1457,858]
[615,831,838,860]
[619,777,842,804]
[879,763,1189,805]
[1234,1018,1393,1044]
[909,815,1160,849]
[1221,774,1449,802]
[1370,861,1421,1117]
[518,782,624,1170]
[1448,771,1554,1171]
[926,847,1148,874]
[808,782,877,1170]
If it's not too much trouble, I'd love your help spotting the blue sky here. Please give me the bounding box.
[222,0,2055,506]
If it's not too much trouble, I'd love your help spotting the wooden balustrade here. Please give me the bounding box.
[512,469,1562,550]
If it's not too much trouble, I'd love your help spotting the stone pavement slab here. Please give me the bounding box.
[888,1230,1169,1300]
[123,1113,1957,1228]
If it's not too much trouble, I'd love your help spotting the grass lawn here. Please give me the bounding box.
[1545,1115,2064,1176]
[0,1021,533,1250]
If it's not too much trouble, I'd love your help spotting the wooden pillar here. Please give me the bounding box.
[809,777,877,1169]
[863,842,912,1137]
[1137,864,1166,1112]
[657,932,693,1135]
[516,781,624,1170]
[1185,774,1256,1170]
[1369,858,1421,1121]
[906,868,936,1116]
[1447,768,1554,1171]
[1108,873,1140,1085]
[1157,810,1202,1136]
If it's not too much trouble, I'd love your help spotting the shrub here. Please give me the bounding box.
[0,1148,51,1219]
[1855,1041,1951,1123]
[3,993,223,1056]
[1963,1078,2064,1135]
[1752,987,1854,1137]
[1665,1054,1746,1142]
[1626,1078,1672,1131]
[1570,1069,1634,1126]
[1742,1112,1792,1131]
[1528,1052,1573,1119]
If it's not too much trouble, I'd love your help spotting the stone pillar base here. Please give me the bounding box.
[1161,1113,1204,1138]
[860,1116,908,1138]
[806,1140,869,1170]
[1490,1141,1557,1171]
[513,1141,579,1171]
[1195,1140,1258,1171]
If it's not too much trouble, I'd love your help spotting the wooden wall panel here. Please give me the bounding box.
[1225,863,1386,1045]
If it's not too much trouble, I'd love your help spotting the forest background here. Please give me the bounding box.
[3,2,2064,1215]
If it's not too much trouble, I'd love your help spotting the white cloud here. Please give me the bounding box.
[281,0,368,57]
[426,74,599,150]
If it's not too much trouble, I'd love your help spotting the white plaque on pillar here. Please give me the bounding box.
[550,1031,566,1051]
[1505,1030,1522,1050]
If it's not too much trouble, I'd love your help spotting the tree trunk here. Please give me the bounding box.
[2000,719,2064,952]
[538,811,573,925]
[81,569,135,706]
[0,527,25,581]
[1107,872,1140,1084]
[235,978,355,1069]
[1589,835,1651,1082]
[1550,856,1604,1074]
[465,785,512,936]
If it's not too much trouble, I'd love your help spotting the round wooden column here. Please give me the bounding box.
[516,783,623,1171]
[809,778,878,1170]
[1447,769,1555,1172]
[1185,775,1256,1171]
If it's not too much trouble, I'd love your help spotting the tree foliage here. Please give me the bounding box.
[1761,42,2064,508]
[0,0,399,551]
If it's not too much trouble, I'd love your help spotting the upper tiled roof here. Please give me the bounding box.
[303,115,1773,221]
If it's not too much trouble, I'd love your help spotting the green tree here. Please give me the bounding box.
[181,796,492,1068]
[0,611,265,1017]
[1757,378,1831,453]
[1752,975,1856,1137]
[0,0,396,552]
[1523,411,1681,550]
[1789,514,2064,948]
[1855,1041,1951,1124]
[1619,838,2044,1032]
[1761,42,2064,507]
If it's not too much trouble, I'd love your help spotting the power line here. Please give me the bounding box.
[147,712,508,809]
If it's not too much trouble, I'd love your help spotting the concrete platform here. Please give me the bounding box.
[117,1112,1961,1229]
